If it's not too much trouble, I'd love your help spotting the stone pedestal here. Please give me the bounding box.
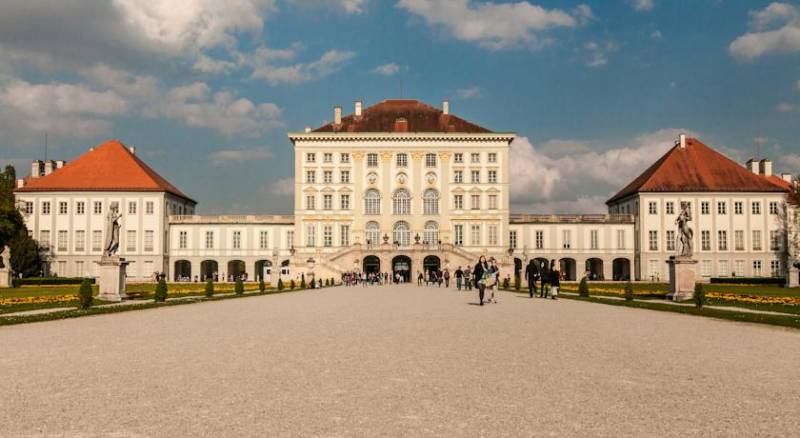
[0,268,11,288]
[667,256,697,301]
[97,256,128,301]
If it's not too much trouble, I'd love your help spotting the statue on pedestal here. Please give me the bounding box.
[676,203,693,257]
[103,202,122,257]
[668,202,697,301]
[0,245,9,269]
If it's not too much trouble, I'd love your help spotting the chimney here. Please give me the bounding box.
[43,160,55,176]
[16,178,25,188]
[304,126,311,133]
[678,133,687,149]
[55,160,66,169]
[758,159,772,176]
[393,117,408,132]
[354,100,362,117]
[442,100,449,115]
[128,146,136,155]
[745,158,759,174]
[334,106,342,125]
[31,160,43,179]
[782,173,793,183]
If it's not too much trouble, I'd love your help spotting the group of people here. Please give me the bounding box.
[524,259,561,300]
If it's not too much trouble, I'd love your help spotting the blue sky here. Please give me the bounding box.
[1,0,800,214]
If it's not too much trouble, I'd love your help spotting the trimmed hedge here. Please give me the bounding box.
[710,277,784,285]
[13,277,95,287]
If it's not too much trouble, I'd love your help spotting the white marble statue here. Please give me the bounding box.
[103,202,122,257]
[676,203,693,257]
[0,245,9,270]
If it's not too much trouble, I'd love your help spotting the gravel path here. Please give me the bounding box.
[1,285,798,437]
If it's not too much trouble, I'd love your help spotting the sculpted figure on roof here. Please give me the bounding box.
[103,202,122,257]
[676,202,693,257]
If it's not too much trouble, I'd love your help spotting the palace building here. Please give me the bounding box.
[12,99,797,285]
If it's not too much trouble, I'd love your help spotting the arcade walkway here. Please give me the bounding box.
[1,285,798,436]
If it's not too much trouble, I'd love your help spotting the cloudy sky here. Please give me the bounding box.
[1,0,800,214]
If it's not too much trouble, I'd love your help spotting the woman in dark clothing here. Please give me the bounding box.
[473,255,489,306]
[550,266,560,300]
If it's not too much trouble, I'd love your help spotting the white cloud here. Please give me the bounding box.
[509,129,692,213]
[397,0,584,50]
[209,146,272,166]
[777,102,795,112]
[650,30,662,40]
[795,79,800,92]
[585,41,618,67]
[456,86,482,99]
[340,0,368,14]
[287,0,368,14]
[729,3,800,61]
[269,177,295,196]
[371,63,401,76]
[251,47,355,85]
[629,0,654,12]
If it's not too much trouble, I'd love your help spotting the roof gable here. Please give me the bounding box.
[312,99,493,133]
[15,140,195,203]
[607,137,788,204]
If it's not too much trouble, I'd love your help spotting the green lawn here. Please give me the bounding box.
[578,282,800,297]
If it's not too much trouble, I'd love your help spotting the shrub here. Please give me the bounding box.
[235,277,244,295]
[290,279,295,290]
[154,278,168,302]
[578,277,590,297]
[300,274,306,289]
[694,283,705,308]
[514,275,521,291]
[204,278,214,298]
[330,277,335,286]
[277,278,284,291]
[259,277,266,292]
[624,281,634,302]
[710,277,783,285]
[78,278,93,309]
[13,277,94,287]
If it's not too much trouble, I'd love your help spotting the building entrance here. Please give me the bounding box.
[392,255,412,282]
[363,255,381,274]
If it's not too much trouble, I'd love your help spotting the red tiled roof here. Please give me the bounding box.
[15,139,195,203]
[607,137,788,204]
[312,99,493,133]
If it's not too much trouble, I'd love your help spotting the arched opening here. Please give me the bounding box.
[364,189,381,215]
[363,255,381,274]
[423,221,439,245]
[585,258,604,280]
[200,260,218,281]
[559,258,577,281]
[174,260,191,282]
[392,255,412,283]
[613,258,631,281]
[227,260,246,281]
[280,259,290,277]
[365,221,380,246]
[392,189,411,215]
[255,260,272,282]
[393,221,411,246]
[423,189,439,215]
[423,255,441,281]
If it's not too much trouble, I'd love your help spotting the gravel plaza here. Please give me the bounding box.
[1,284,799,437]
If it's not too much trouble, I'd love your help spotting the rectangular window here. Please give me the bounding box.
[454,195,463,210]
[488,194,498,210]
[128,201,136,214]
[94,201,102,214]
[340,194,350,210]
[74,230,85,252]
[205,231,214,249]
[648,260,659,279]
[57,230,68,252]
[24,201,33,214]
[39,230,50,247]
[735,230,744,251]
[306,170,316,183]
[454,224,464,246]
[323,152,332,163]
[735,260,745,277]
[718,230,728,251]
[701,260,712,277]
[323,194,333,210]
[396,153,408,167]
[340,153,350,163]
[340,225,350,247]
[590,229,599,250]
[470,224,481,245]
[59,201,68,215]
[665,202,674,215]
[717,201,727,215]
[470,194,480,210]
[701,230,711,251]
[771,260,781,277]
[563,230,572,249]
[454,153,463,163]
[488,170,497,183]
[509,230,517,249]
[471,170,480,183]
[649,202,657,215]
[259,231,268,249]
[617,230,625,249]
[734,201,743,215]
[454,170,463,183]
[425,153,437,167]
[286,231,294,249]
[666,230,675,252]
[752,230,762,251]
[230,231,240,249]
[57,261,66,277]
[770,230,781,251]
[144,230,154,252]
[42,201,50,215]
[179,231,188,249]
[306,224,316,247]
[470,153,480,163]
[752,201,761,215]
[92,230,102,251]
[535,230,544,250]
[75,201,85,215]
[753,260,762,276]
[146,201,154,214]
[75,261,84,277]
[719,260,729,277]
[648,230,658,251]
[488,225,498,246]
[367,153,378,167]
[323,225,332,247]
[488,152,497,163]
[769,201,779,215]
[126,230,136,252]
[306,195,315,210]
[323,171,332,183]
[340,170,350,183]
[700,201,709,215]
[306,152,316,163]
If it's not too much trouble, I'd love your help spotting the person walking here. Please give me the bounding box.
[525,261,539,298]
[488,258,500,304]
[550,263,560,300]
[454,266,463,291]
[443,269,450,288]
[474,256,490,306]
[417,271,423,286]
[465,267,472,291]
[540,260,550,298]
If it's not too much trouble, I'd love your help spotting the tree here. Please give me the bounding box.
[154,278,168,302]
[9,229,45,277]
[0,165,24,250]
[289,279,295,290]
[78,278,93,309]
[578,276,590,297]
[277,278,284,291]
[204,278,214,298]
[235,277,244,295]
[624,281,634,301]
[300,273,306,289]
[694,283,705,308]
